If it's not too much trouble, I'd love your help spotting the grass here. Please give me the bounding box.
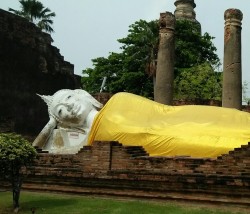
[0,191,248,214]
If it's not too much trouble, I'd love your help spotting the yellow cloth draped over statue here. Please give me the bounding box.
[88,92,250,158]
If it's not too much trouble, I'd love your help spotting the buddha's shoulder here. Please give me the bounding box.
[112,92,151,101]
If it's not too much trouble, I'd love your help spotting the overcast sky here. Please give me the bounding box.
[1,0,250,86]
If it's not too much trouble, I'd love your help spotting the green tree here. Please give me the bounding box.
[174,62,222,100]
[0,133,37,212]
[9,0,56,33]
[175,20,219,69]
[118,20,159,78]
[173,20,222,100]
[82,20,158,99]
[82,52,125,94]
[82,19,221,101]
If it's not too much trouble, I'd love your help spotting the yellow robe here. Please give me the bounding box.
[88,92,250,158]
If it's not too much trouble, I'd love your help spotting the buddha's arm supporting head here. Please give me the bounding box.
[32,117,57,148]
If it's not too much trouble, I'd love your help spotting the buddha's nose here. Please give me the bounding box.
[66,103,74,111]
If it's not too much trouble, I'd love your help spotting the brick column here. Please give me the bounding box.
[222,9,243,110]
[154,12,175,105]
[174,0,201,34]
[174,0,196,20]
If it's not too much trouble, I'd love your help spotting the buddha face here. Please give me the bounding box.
[49,89,102,127]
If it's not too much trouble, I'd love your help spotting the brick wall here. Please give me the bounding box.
[22,141,250,205]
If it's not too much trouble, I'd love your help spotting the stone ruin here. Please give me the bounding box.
[0,9,81,137]
[157,1,243,110]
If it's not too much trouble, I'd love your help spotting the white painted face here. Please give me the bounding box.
[49,90,102,127]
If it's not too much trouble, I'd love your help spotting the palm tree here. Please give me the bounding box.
[9,0,56,33]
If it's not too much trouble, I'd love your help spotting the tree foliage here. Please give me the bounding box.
[82,20,158,99]
[175,20,219,68]
[118,19,159,77]
[0,133,37,212]
[9,0,56,33]
[82,20,157,98]
[82,19,222,101]
[174,62,222,100]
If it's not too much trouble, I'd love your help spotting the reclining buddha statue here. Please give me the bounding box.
[33,89,250,158]
[33,89,103,154]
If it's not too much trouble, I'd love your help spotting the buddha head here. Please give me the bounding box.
[39,89,103,127]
